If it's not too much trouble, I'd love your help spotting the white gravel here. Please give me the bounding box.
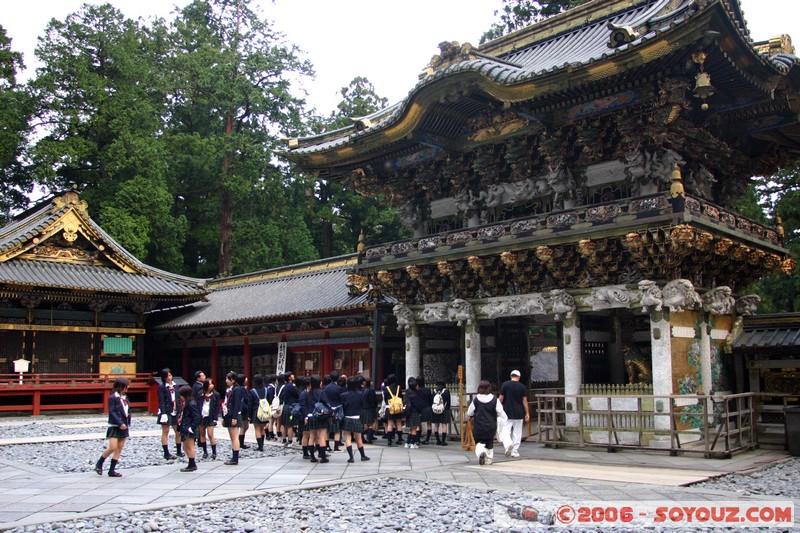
[1,414,798,532]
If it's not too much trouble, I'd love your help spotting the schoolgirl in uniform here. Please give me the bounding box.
[250,374,268,451]
[281,372,300,448]
[198,377,220,460]
[222,371,244,465]
[178,385,202,472]
[301,375,329,463]
[341,377,370,462]
[157,368,183,460]
[297,376,313,460]
[360,379,378,442]
[405,377,423,449]
[237,373,251,450]
[382,374,404,447]
[265,374,278,441]
[416,375,434,444]
[431,380,451,446]
[95,377,130,477]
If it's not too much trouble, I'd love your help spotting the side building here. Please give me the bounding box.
[148,255,399,389]
[0,192,208,412]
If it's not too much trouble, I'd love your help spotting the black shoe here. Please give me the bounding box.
[211,454,217,460]
[310,456,318,463]
[224,460,238,465]
[241,444,251,449]
[165,454,177,460]
[108,471,122,477]
[347,458,354,463]
[177,452,186,458]
[180,465,198,472]
[320,456,329,463]
[94,466,103,475]
[202,453,209,459]
[361,456,370,461]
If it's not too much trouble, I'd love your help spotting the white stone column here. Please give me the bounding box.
[699,319,714,424]
[649,311,673,433]
[404,325,421,385]
[465,322,481,394]
[562,316,582,427]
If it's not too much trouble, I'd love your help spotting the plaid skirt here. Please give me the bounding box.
[431,409,451,424]
[222,414,243,428]
[421,406,433,423]
[341,417,363,434]
[408,411,422,428]
[180,427,198,441]
[157,413,178,426]
[304,415,327,431]
[281,406,294,427]
[360,408,376,424]
[327,418,340,434]
[106,426,129,439]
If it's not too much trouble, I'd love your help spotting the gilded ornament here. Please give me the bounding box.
[437,260,453,276]
[781,258,796,276]
[377,270,393,283]
[405,265,422,280]
[535,246,553,263]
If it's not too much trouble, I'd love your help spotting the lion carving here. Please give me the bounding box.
[662,279,702,313]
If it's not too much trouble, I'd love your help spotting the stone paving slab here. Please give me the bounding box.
[477,458,721,485]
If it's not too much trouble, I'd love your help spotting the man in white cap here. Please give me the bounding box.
[498,369,529,458]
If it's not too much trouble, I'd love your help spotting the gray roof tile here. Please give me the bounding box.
[155,267,394,329]
[0,259,207,296]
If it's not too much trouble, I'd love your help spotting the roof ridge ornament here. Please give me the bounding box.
[419,41,476,79]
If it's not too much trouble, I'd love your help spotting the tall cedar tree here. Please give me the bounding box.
[165,0,315,277]
[0,25,34,222]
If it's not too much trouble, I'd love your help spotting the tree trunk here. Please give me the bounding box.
[218,111,234,277]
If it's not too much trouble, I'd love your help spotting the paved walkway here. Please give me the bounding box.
[0,431,795,530]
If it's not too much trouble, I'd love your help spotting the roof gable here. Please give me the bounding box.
[0,192,207,299]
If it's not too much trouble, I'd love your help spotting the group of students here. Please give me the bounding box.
[380,374,451,449]
[94,368,459,477]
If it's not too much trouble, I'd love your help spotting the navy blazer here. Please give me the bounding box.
[179,398,202,434]
[201,391,220,422]
[362,387,378,409]
[280,382,299,405]
[341,390,364,417]
[322,382,343,407]
[108,394,131,428]
[223,385,244,418]
[158,382,181,417]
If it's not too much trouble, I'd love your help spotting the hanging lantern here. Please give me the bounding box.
[691,50,714,111]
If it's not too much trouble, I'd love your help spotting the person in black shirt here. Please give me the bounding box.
[237,373,251,450]
[406,377,428,449]
[341,377,370,462]
[322,374,344,452]
[498,369,530,458]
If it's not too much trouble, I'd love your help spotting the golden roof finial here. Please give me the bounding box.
[356,229,366,254]
[670,162,685,199]
[776,215,785,239]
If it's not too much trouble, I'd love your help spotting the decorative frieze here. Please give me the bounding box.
[662,279,702,313]
[701,286,735,315]
[584,285,633,310]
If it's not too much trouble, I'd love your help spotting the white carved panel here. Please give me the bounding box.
[671,326,696,338]
[710,329,729,340]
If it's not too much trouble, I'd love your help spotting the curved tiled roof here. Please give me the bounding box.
[284,0,797,159]
[0,260,207,296]
[0,193,208,297]
[154,265,391,329]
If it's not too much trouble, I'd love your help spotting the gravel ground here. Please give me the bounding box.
[1,415,798,532]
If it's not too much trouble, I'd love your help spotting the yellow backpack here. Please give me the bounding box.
[387,386,404,415]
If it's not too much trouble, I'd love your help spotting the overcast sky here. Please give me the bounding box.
[2,0,800,114]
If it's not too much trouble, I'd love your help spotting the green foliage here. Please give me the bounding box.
[0,25,34,221]
[302,77,407,258]
[481,0,591,44]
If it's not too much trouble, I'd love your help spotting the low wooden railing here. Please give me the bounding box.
[0,373,153,415]
[534,391,758,458]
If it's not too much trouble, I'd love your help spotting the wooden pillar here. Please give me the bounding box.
[210,341,219,385]
[244,337,252,385]
[322,343,333,376]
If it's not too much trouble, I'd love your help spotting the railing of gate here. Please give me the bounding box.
[534,392,758,458]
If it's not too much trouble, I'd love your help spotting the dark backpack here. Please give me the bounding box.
[312,401,332,421]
